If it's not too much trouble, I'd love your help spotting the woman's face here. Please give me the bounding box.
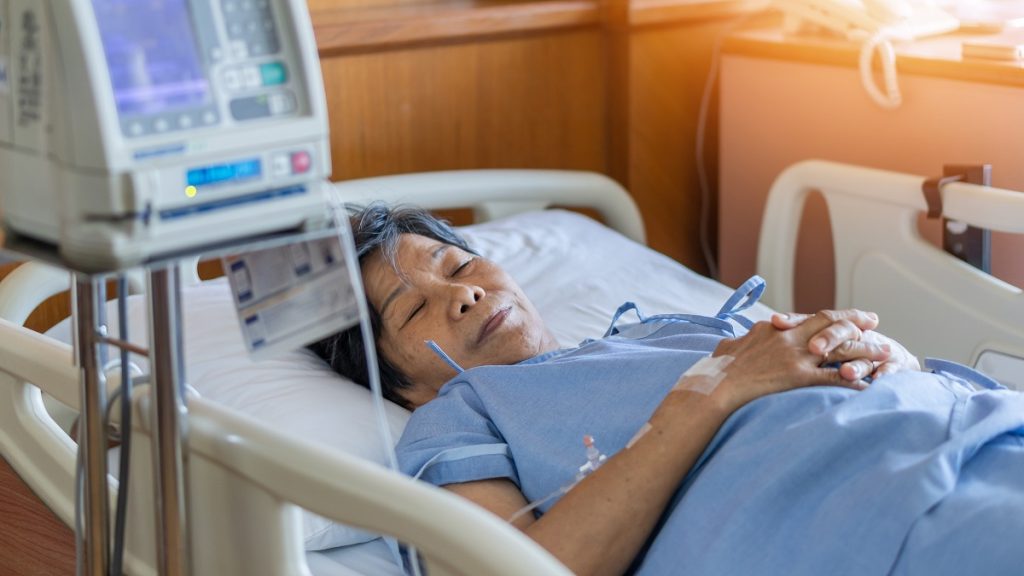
[363,233,558,407]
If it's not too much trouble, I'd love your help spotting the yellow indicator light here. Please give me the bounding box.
[185,185,198,198]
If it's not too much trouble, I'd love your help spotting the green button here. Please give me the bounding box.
[260,62,288,86]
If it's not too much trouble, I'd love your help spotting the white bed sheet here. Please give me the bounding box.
[306,538,405,576]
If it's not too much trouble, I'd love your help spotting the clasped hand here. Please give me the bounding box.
[707,309,919,411]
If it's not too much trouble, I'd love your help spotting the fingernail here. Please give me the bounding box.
[868,312,879,322]
[881,344,891,354]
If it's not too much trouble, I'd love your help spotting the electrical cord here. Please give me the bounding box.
[858,32,901,109]
[110,276,133,576]
[695,11,765,280]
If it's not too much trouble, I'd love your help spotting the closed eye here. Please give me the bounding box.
[403,301,425,327]
[452,258,474,277]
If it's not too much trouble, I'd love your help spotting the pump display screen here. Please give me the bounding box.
[91,0,210,118]
[187,159,262,187]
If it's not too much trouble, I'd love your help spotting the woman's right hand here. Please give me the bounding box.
[699,310,890,413]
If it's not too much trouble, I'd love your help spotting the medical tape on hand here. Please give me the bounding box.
[672,355,734,395]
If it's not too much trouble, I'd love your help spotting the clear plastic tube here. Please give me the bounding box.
[506,436,607,525]
[328,197,425,575]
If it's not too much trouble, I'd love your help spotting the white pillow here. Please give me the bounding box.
[46,209,772,551]
[463,210,772,347]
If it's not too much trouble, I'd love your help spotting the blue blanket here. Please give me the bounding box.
[397,304,1024,575]
[638,370,1024,575]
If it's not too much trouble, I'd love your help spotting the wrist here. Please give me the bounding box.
[663,382,735,423]
[705,378,744,417]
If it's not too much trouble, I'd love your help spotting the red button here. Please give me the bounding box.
[291,151,312,174]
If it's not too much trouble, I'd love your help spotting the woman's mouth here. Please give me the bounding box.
[478,306,511,344]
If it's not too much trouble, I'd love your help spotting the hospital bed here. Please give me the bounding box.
[1,162,1022,575]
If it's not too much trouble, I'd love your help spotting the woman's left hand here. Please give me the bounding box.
[772,310,920,381]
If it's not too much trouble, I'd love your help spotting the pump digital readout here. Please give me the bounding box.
[187,159,262,187]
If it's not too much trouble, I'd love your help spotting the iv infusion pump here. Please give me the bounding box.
[0,0,331,270]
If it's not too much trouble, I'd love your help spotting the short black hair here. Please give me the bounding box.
[307,203,476,409]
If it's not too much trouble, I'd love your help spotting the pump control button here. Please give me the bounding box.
[291,151,312,174]
[271,154,291,177]
[260,62,288,86]
[268,92,296,115]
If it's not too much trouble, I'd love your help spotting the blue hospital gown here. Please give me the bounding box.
[395,297,1024,575]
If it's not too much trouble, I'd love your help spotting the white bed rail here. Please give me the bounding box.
[180,396,572,576]
[0,319,81,526]
[0,323,570,576]
[332,169,646,245]
[758,159,1024,373]
[1,168,637,576]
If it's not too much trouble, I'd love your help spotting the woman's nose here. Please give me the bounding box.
[451,283,485,317]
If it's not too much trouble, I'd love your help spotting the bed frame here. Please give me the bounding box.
[0,169,640,576]
[2,162,1022,575]
[758,160,1024,389]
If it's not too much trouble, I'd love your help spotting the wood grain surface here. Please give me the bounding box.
[0,458,75,576]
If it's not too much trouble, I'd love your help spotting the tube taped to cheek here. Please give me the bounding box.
[673,354,734,395]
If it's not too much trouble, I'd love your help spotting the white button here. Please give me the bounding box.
[268,93,296,115]
[250,42,264,55]
[129,122,144,136]
[224,1,237,12]
[179,115,193,128]
[242,67,261,89]
[268,94,286,114]
[224,69,242,90]
[247,21,259,33]
[203,111,217,125]
[271,154,291,177]
[154,118,169,132]
[231,41,248,59]
[211,47,224,61]
[229,22,243,36]
[242,0,253,10]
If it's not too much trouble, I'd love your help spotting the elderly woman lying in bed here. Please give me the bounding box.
[310,205,1024,576]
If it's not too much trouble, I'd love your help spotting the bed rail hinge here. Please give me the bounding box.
[922,164,992,273]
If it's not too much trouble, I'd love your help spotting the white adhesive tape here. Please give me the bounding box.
[626,422,653,450]
[673,354,734,395]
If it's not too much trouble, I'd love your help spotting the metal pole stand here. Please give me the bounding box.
[147,265,191,576]
[73,275,109,576]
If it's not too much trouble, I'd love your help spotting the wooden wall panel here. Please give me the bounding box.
[629,22,729,275]
[0,458,76,576]
[320,30,607,179]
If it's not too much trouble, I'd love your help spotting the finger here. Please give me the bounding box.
[826,340,892,364]
[788,309,877,346]
[833,309,880,331]
[872,361,904,378]
[771,312,813,330]
[839,359,875,381]
[807,366,869,391]
[808,319,863,357]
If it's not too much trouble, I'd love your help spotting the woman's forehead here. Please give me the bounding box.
[364,234,457,301]
[390,233,455,269]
